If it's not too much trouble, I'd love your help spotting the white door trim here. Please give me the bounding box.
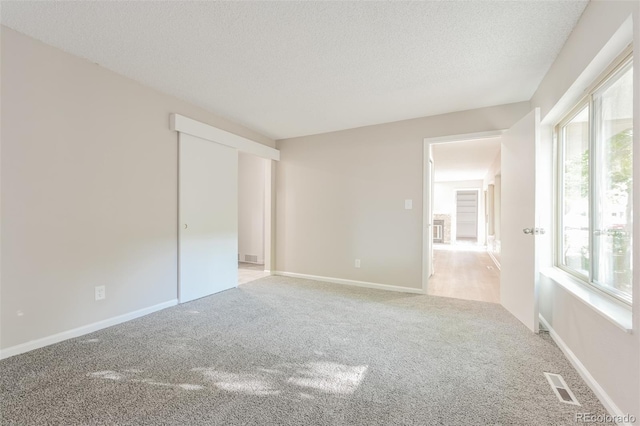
[170,114,280,161]
[263,159,276,273]
[421,130,505,293]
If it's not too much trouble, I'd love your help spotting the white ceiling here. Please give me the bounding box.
[1,1,587,140]
[432,138,501,183]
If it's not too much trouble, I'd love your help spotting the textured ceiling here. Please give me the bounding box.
[1,1,587,140]
[433,138,501,183]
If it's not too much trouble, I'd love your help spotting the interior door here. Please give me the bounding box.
[500,108,540,333]
[179,133,238,303]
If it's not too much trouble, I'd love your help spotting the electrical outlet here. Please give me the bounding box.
[355,259,361,268]
[95,285,106,301]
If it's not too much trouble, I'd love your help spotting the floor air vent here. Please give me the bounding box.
[244,254,258,263]
[544,372,580,406]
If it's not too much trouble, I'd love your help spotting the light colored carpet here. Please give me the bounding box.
[1,276,611,425]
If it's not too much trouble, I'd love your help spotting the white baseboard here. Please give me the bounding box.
[274,271,424,295]
[487,251,501,270]
[539,314,631,425]
[0,299,178,360]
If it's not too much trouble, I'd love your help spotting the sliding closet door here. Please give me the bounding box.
[179,133,238,303]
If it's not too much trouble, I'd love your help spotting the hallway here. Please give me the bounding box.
[238,262,269,285]
[426,246,500,304]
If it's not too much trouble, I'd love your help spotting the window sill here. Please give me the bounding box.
[540,267,632,333]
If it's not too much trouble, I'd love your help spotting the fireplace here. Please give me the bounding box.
[433,214,451,244]
[433,220,444,243]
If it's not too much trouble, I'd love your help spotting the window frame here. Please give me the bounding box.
[554,48,633,306]
[556,99,590,282]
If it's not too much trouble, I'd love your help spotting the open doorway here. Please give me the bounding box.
[423,134,502,303]
[238,152,270,285]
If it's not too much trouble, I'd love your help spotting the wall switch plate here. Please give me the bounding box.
[355,259,361,268]
[405,199,413,209]
[95,285,106,301]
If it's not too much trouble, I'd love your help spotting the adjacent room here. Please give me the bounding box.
[427,137,502,304]
[238,152,270,285]
[1,1,638,425]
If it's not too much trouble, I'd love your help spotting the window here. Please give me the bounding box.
[556,52,633,304]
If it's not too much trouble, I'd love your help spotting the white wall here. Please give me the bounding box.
[531,1,639,419]
[482,152,501,197]
[238,152,266,264]
[433,180,485,245]
[275,102,530,289]
[0,27,274,352]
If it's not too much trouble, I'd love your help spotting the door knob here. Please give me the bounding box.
[184,224,188,229]
[523,227,545,235]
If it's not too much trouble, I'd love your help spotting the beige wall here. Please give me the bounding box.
[0,27,274,350]
[275,102,530,289]
[238,152,266,264]
[531,1,639,418]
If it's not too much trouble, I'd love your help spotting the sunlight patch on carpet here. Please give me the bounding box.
[193,361,367,396]
[88,371,124,381]
[193,368,280,396]
[287,362,367,395]
[87,370,204,391]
